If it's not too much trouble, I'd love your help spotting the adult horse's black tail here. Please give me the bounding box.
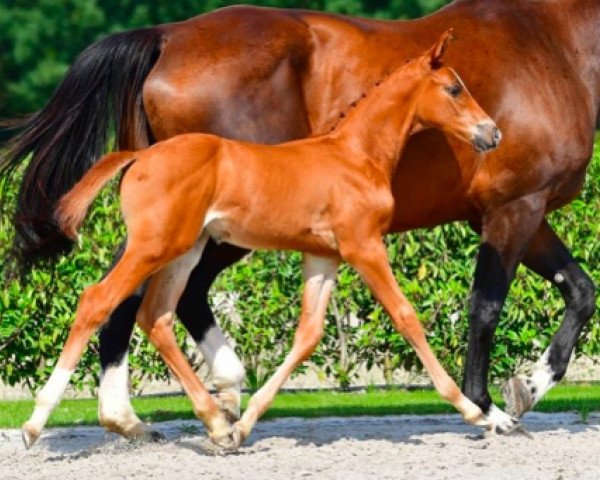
[0,27,163,263]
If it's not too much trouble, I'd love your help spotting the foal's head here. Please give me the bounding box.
[410,30,501,152]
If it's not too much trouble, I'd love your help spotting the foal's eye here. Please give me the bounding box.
[445,84,462,97]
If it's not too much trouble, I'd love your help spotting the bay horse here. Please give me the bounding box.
[2,0,598,438]
[22,33,501,450]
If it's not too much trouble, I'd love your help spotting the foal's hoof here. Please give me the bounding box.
[214,395,240,423]
[230,423,245,448]
[202,425,246,455]
[129,428,165,443]
[21,422,40,450]
[502,376,534,418]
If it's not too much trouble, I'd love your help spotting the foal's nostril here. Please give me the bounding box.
[472,123,501,152]
[492,127,502,147]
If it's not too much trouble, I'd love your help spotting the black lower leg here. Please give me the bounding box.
[462,243,510,412]
[175,239,248,342]
[546,264,596,380]
[99,240,248,371]
[522,221,596,381]
[99,242,145,370]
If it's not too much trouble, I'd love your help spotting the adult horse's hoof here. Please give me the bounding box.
[100,414,165,442]
[21,422,40,450]
[483,405,533,439]
[502,376,534,418]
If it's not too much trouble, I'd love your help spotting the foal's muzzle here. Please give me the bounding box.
[472,123,502,152]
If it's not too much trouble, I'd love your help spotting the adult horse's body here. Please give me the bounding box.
[2,0,598,436]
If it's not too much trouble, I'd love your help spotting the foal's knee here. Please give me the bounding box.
[136,309,176,349]
[293,324,324,362]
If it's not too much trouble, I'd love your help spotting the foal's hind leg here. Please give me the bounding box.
[503,220,595,416]
[230,254,339,447]
[135,234,232,444]
[341,238,487,427]
[22,244,172,448]
[97,241,247,439]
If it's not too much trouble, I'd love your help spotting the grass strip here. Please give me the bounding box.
[0,383,599,429]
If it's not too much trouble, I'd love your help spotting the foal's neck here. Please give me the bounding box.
[331,66,422,177]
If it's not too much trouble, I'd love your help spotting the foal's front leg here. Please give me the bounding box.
[341,237,487,428]
[229,254,339,448]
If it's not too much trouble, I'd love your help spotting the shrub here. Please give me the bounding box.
[1,146,599,392]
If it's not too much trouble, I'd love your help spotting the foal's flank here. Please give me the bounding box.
[23,30,501,450]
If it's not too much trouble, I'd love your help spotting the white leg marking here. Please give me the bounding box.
[98,354,144,433]
[200,325,245,388]
[199,324,245,417]
[484,404,519,435]
[525,348,556,404]
[27,368,73,434]
[502,349,557,419]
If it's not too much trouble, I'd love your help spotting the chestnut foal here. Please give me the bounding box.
[23,31,501,450]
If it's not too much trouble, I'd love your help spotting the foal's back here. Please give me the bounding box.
[121,131,390,255]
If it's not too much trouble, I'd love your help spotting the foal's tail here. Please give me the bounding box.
[56,152,136,239]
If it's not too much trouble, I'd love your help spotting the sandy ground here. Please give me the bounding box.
[1,413,599,480]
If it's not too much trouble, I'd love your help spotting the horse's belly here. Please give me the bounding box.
[203,210,338,254]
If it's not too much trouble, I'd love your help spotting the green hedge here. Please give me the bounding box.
[1,143,599,392]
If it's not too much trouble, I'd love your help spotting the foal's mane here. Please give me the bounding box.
[327,71,391,133]
[327,58,416,133]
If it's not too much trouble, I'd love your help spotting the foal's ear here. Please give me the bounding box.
[427,28,454,69]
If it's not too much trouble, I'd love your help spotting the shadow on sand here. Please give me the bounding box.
[15,411,600,461]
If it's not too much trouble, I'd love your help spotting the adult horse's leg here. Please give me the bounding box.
[502,220,596,416]
[97,239,247,438]
[97,242,155,439]
[232,254,339,447]
[98,243,151,439]
[175,239,248,421]
[462,193,547,433]
[98,293,151,438]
